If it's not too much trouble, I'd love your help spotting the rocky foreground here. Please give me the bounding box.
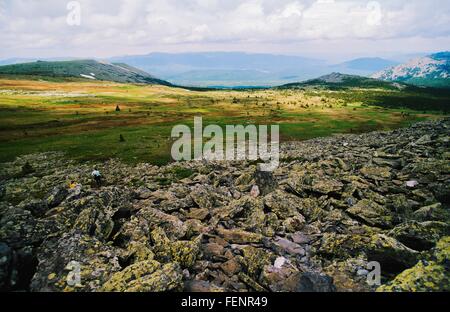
[0,120,449,292]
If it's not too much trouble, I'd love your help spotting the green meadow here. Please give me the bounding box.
[0,78,448,165]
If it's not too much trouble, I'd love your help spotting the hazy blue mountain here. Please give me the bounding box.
[373,52,450,88]
[109,52,405,87]
[0,58,37,66]
[1,52,435,87]
[331,57,399,75]
[109,52,331,87]
[0,57,82,66]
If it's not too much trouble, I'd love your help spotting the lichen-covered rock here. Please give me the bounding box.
[377,261,449,292]
[261,262,336,293]
[0,243,13,290]
[190,186,214,209]
[151,227,201,269]
[287,173,343,196]
[283,215,306,233]
[346,199,393,228]
[264,190,302,219]
[46,185,69,208]
[184,280,225,292]
[1,120,449,292]
[297,198,325,222]
[0,207,57,249]
[133,206,187,240]
[254,170,277,196]
[187,208,210,221]
[413,203,450,222]
[324,259,373,292]
[30,233,122,292]
[360,166,392,181]
[216,228,263,244]
[320,233,419,270]
[388,221,450,251]
[377,237,450,292]
[101,261,183,292]
[241,246,275,278]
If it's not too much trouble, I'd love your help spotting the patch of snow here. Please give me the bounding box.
[80,74,96,80]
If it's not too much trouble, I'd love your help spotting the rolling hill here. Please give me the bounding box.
[372,52,450,88]
[277,72,407,90]
[0,60,172,85]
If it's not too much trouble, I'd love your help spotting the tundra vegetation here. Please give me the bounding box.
[0,77,448,165]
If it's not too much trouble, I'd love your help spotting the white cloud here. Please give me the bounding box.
[0,0,449,59]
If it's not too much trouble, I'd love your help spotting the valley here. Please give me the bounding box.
[0,76,448,165]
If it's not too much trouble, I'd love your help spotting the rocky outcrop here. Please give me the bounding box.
[0,120,449,292]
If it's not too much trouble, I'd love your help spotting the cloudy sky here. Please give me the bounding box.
[0,0,449,61]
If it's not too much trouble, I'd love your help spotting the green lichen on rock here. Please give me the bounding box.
[377,236,450,292]
[241,246,275,278]
[435,236,450,264]
[150,227,201,269]
[238,272,267,292]
[360,166,391,180]
[346,199,393,228]
[264,190,303,219]
[216,227,264,244]
[377,261,449,292]
[413,203,450,222]
[388,221,449,251]
[320,233,418,268]
[101,260,183,292]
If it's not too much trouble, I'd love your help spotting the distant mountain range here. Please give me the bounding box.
[109,52,400,87]
[331,58,399,76]
[0,52,400,87]
[109,52,328,87]
[373,52,450,88]
[0,52,448,89]
[0,60,172,85]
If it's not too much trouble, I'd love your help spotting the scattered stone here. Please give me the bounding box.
[1,120,449,292]
[101,260,183,292]
[216,228,264,244]
[184,280,225,292]
[274,256,288,269]
[346,199,393,228]
[269,237,305,256]
[406,180,419,188]
[220,259,242,277]
[377,237,450,292]
[187,208,210,221]
[250,185,260,198]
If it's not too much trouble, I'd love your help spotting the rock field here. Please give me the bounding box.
[0,120,449,292]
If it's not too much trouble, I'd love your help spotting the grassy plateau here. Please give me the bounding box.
[0,76,448,165]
